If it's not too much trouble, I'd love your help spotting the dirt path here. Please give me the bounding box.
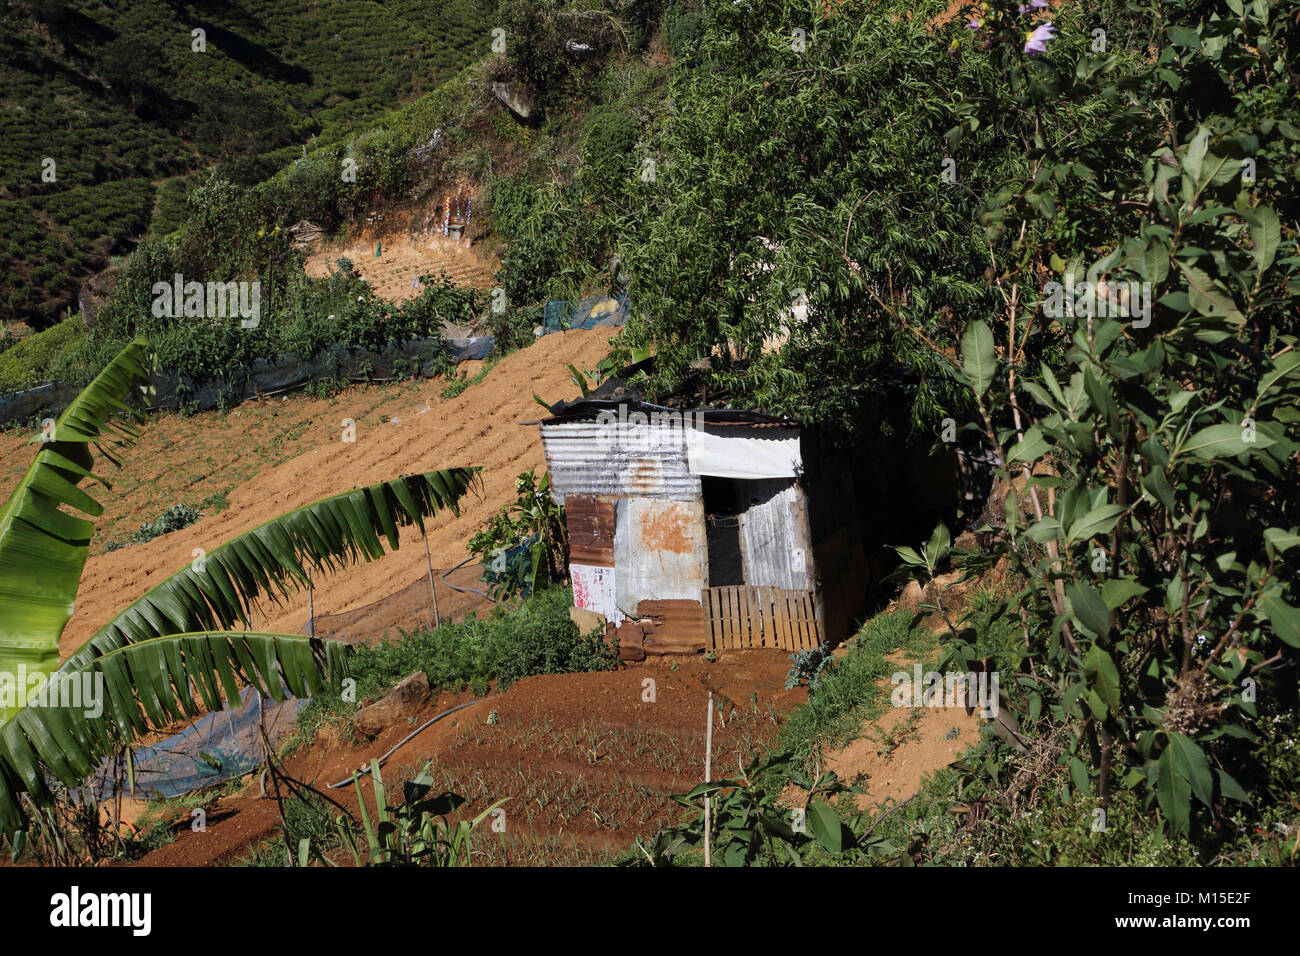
[811,578,996,812]
[823,698,982,810]
[0,328,616,660]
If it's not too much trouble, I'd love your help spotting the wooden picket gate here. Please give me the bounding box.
[702,586,821,651]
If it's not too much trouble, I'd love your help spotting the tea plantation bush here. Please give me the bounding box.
[1,0,493,328]
[0,317,86,392]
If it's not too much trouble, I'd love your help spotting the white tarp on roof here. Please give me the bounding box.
[686,425,802,479]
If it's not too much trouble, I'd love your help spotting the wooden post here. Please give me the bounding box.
[423,533,441,629]
[704,690,713,868]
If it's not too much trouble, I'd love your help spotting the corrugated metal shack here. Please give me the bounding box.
[539,398,897,659]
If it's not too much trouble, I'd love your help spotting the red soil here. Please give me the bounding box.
[135,653,806,866]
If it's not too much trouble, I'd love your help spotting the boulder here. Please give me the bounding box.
[78,264,123,329]
[491,82,536,120]
[350,671,430,736]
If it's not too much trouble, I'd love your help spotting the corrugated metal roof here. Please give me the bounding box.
[541,398,798,428]
[540,420,702,501]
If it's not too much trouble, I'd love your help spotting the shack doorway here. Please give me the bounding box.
[701,476,804,588]
[702,477,745,587]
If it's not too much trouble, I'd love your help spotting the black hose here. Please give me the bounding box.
[327,696,496,789]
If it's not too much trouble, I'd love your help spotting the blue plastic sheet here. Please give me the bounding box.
[542,292,629,333]
[84,687,303,800]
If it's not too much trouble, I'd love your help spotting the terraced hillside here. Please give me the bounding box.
[305,229,498,308]
[0,328,616,660]
[0,0,493,328]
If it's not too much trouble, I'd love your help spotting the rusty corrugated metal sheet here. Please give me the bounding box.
[614,496,709,609]
[540,421,702,502]
[564,494,615,567]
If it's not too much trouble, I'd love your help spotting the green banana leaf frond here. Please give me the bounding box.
[63,468,481,672]
[0,336,151,724]
[0,630,350,837]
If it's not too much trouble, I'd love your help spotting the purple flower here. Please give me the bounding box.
[966,17,981,30]
[1018,0,1049,12]
[1024,21,1056,55]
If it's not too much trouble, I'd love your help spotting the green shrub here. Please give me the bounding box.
[486,175,540,240]
[296,586,619,735]
[582,106,638,196]
[129,504,202,545]
[0,317,86,392]
[500,235,563,307]
[485,305,540,357]
[486,586,614,686]
[865,0,1300,851]
[665,9,705,65]
[152,179,193,236]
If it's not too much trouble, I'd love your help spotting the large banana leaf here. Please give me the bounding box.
[62,468,481,673]
[0,335,478,844]
[0,336,151,725]
[0,630,349,835]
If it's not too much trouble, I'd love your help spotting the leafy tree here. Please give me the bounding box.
[617,0,1058,435]
[893,0,1300,839]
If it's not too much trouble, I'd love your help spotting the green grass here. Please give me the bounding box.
[234,790,340,867]
[441,358,499,399]
[199,489,232,514]
[235,835,293,867]
[778,609,934,773]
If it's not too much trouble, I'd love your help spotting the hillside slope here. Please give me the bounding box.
[0,0,492,328]
[48,328,615,660]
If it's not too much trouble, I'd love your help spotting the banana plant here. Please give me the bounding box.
[0,336,151,728]
[0,336,480,845]
[309,758,506,867]
[64,467,481,671]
